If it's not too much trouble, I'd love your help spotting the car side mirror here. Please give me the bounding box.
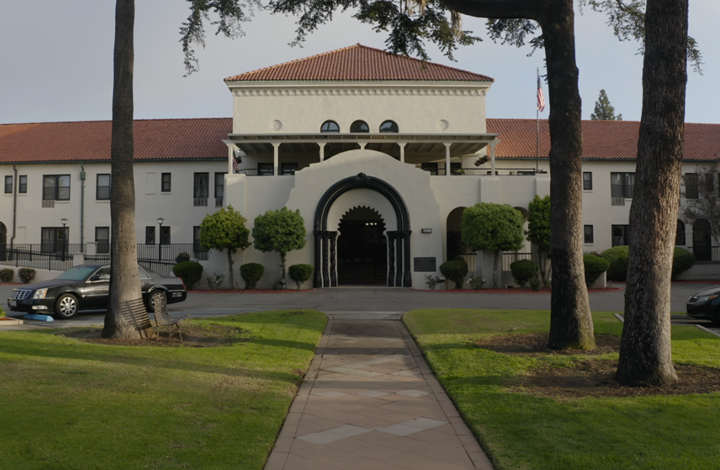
[89,275,101,281]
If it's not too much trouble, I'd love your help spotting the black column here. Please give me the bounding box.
[395,233,403,287]
[402,230,412,287]
[328,231,338,287]
[321,231,330,287]
[313,231,323,288]
[387,232,396,286]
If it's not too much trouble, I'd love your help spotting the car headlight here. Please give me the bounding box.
[32,288,48,299]
[695,295,718,303]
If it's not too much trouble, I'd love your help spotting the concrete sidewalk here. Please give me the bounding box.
[264,319,494,470]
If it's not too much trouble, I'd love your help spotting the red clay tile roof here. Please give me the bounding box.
[0,118,232,163]
[225,44,494,82]
[488,119,720,162]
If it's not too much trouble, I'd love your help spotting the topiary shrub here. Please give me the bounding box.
[172,261,203,289]
[584,253,610,288]
[240,263,264,290]
[510,259,539,288]
[440,259,468,289]
[672,247,695,280]
[0,268,14,283]
[601,245,629,282]
[18,268,36,284]
[289,264,314,290]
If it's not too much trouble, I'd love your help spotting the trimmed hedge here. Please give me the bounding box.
[172,261,203,289]
[440,259,468,289]
[602,245,697,282]
[672,247,695,279]
[601,246,629,282]
[18,268,35,284]
[289,264,314,290]
[0,268,13,283]
[510,259,539,288]
[584,253,610,287]
[240,263,264,290]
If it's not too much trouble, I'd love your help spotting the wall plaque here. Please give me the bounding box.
[414,257,436,272]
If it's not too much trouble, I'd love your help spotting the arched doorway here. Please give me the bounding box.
[313,173,411,287]
[693,219,712,261]
[446,207,466,261]
[0,222,6,262]
[337,207,387,285]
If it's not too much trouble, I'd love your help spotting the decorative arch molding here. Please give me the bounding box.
[314,173,412,288]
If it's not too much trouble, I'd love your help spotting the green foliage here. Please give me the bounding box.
[461,203,524,253]
[288,264,314,290]
[0,305,6,318]
[241,263,265,290]
[172,261,204,290]
[584,253,610,287]
[425,275,442,290]
[252,208,307,256]
[0,268,14,283]
[18,268,35,284]
[526,195,551,253]
[175,251,191,263]
[601,246,629,282]
[510,259,539,288]
[467,274,485,290]
[199,205,250,255]
[529,277,541,291]
[672,247,695,279]
[590,89,622,121]
[440,259,468,289]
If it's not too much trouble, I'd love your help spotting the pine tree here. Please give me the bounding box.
[591,89,622,121]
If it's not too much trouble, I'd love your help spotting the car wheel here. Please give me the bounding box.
[55,294,79,319]
[147,290,166,313]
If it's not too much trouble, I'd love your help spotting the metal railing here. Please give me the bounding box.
[686,246,720,262]
[0,246,74,271]
[502,252,533,271]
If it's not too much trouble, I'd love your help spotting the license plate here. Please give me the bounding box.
[172,292,182,298]
[9,300,17,307]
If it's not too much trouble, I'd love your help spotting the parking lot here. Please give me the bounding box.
[2,282,719,335]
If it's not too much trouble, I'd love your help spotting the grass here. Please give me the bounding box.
[0,310,327,470]
[403,309,720,470]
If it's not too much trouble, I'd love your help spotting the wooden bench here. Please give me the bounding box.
[153,294,191,343]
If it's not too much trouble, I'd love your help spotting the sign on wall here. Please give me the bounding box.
[414,257,436,272]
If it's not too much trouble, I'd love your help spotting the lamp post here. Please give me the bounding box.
[60,218,68,262]
[157,218,164,262]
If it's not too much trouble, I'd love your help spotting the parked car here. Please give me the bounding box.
[7,264,187,319]
[686,286,720,324]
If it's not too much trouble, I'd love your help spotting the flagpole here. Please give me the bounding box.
[536,67,540,172]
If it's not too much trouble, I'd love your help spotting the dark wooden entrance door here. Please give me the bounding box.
[693,219,712,261]
[337,210,387,285]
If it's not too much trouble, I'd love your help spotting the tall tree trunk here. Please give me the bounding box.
[616,0,687,386]
[102,0,153,339]
[227,249,235,289]
[541,0,595,350]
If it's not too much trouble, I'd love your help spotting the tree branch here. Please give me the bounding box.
[440,0,541,22]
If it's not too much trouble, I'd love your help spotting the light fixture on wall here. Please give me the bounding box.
[157,218,164,262]
[421,228,432,234]
[60,218,68,261]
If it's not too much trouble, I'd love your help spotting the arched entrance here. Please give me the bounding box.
[337,207,387,285]
[446,207,466,261]
[314,173,411,287]
[693,219,712,261]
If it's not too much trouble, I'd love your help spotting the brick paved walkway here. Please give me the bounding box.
[264,319,494,470]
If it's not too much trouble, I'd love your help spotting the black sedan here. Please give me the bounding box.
[7,264,187,319]
[686,286,720,325]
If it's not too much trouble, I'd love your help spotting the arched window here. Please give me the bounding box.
[676,220,686,245]
[320,120,340,133]
[379,120,399,133]
[350,120,369,133]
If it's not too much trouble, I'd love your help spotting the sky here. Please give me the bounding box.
[1,1,718,125]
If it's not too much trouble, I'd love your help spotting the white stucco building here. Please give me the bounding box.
[2,44,720,287]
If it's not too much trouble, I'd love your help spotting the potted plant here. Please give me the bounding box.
[175,251,191,264]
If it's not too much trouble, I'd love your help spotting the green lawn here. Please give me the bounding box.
[403,309,720,470]
[0,310,327,470]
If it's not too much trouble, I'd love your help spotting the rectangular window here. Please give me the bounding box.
[584,225,594,244]
[258,163,274,176]
[611,172,635,203]
[41,227,68,253]
[612,225,630,247]
[4,175,12,194]
[96,174,111,200]
[19,175,27,194]
[43,175,71,200]
[160,226,171,245]
[583,172,593,190]
[161,173,171,192]
[421,163,439,175]
[281,163,298,176]
[145,226,155,245]
[193,226,209,260]
[685,173,699,199]
[95,227,110,254]
[705,173,715,193]
[214,172,226,198]
[450,162,462,175]
[194,172,209,206]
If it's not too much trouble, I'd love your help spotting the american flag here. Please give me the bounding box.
[537,70,546,112]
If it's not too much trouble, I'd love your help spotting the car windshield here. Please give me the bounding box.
[54,267,98,281]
